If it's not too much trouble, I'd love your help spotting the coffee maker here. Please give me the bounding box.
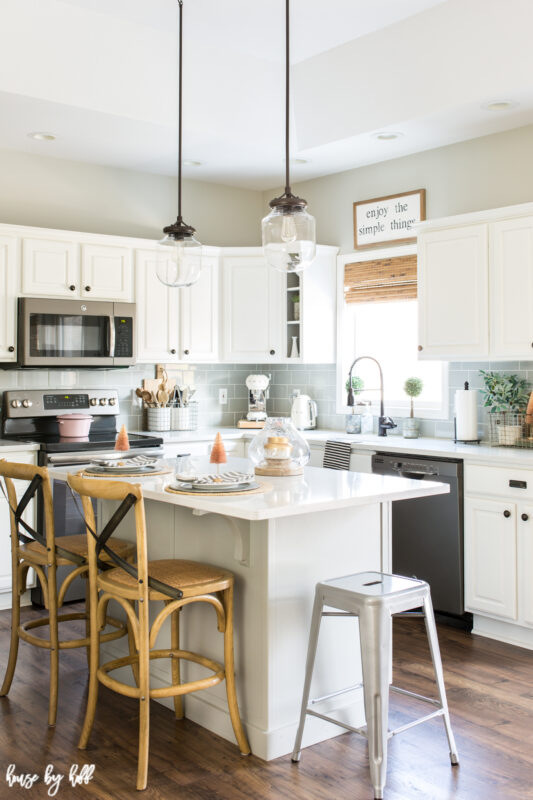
[237,374,270,428]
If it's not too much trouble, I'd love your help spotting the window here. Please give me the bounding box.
[337,247,449,419]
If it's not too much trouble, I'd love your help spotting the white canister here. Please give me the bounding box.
[147,407,171,432]
[171,406,191,431]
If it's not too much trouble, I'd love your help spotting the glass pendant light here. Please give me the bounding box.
[262,0,316,273]
[156,0,203,288]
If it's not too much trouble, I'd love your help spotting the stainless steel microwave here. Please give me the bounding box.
[16,298,136,367]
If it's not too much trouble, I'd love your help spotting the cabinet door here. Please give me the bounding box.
[81,244,133,301]
[22,237,78,297]
[0,235,18,361]
[180,255,219,362]
[135,250,179,363]
[464,497,517,620]
[418,225,489,358]
[490,217,533,358]
[222,255,284,362]
[518,504,533,627]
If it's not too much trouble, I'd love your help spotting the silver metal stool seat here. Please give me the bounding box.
[291,571,459,800]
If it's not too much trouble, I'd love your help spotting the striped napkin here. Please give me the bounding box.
[94,454,158,467]
[192,471,254,485]
[323,440,352,471]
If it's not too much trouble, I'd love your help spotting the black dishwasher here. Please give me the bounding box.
[372,452,468,625]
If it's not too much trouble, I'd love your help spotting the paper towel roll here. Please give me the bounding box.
[455,388,478,441]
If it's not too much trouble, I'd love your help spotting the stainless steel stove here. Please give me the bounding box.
[1,389,163,604]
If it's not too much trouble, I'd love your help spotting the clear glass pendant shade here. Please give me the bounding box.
[156,233,203,287]
[261,206,316,272]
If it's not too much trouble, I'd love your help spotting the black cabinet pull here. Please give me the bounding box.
[85,285,91,292]
[270,349,275,355]
[522,513,529,522]
[69,284,76,291]
[8,346,14,352]
[503,509,511,518]
[184,349,189,355]
[509,479,527,489]
[170,348,176,355]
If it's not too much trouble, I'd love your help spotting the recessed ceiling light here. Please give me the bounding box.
[482,100,518,112]
[290,158,308,165]
[182,159,202,167]
[372,131,404,141]
[27,132,56,141]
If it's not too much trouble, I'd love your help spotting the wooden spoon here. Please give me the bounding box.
[157,388,169,406]
[136,388,152,404]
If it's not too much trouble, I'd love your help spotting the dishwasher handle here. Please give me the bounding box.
[391,464,438,479]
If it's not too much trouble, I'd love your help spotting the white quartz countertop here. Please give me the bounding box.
[49,456,448,522]
[0,439,40,453]
[136,427,533,469]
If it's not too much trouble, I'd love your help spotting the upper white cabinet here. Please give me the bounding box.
[417,203,533,361]
[0,235,19,362]
[136,248,219,364]
[222,250,284,362]
[81,243,133,301]
[489,216,533,358]
[418,224,489,359]
[22,237,78,298]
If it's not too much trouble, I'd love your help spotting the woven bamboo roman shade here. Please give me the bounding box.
[344,254,417,304]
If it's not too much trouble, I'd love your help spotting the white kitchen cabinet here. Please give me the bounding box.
[464,496,517,621]
[0,235,19,362]
[22,236,79,298]
[222,251,284,362]
[489,216,533,358]
[417,224,489,359]
[517,503,533,627]
[135,250,180,364]
[81,243,133,301]
[180,255,219,362]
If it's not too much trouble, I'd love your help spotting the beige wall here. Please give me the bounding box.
[264,124,533,253]
[0,149,263,246]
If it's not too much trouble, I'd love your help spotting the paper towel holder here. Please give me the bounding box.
[454,381,481,444]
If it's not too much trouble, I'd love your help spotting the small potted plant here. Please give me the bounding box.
[345,375,365,434]
[479,370,530,445]
[291,292,300,321]
[403,377,423,439]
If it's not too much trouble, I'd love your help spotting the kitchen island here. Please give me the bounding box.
[49,458,448,760]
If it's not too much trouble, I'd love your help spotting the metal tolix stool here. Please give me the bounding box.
[291,571,459,800]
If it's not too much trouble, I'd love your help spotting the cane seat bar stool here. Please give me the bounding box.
[0,460,135,727]
[67,473,250,791]
[292,571,459,800]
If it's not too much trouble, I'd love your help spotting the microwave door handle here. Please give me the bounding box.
[108,314,115,358]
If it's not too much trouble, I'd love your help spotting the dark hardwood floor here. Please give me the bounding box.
[0,604,532,799]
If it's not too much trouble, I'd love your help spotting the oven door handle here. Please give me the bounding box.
[108,314,116,358]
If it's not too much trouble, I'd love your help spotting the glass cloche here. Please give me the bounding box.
[248,417,310,476]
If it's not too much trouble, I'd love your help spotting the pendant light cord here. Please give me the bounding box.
[177,0,183,222]
[285,0,291,196]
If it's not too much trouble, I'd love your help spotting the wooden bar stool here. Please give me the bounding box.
[67,473,250,791]
[0,460,135,727]
[292,571,459,800]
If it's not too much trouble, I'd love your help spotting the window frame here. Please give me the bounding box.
[336,246,450,420]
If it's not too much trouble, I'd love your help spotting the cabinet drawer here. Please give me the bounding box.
[465,464,533,500]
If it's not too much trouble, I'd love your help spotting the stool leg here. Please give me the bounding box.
[47,566,59,728]
[359,604,391,800]
[84,574,91,669]
[222,586,250,755]
[291,590,324,763]
[78,577,100,750]
[127,600,140,688]
[170,605,183,720]
[0,561,21,699]
[422,595,459,766]
[137,600,151,791]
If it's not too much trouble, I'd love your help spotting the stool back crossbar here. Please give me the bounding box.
[0,460,130,727]
[68,473,250,790]
[291,571,459,800]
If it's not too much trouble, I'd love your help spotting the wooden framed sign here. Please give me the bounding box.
[353,189,426,249]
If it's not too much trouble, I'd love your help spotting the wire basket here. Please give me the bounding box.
[171,402,198,431]
[487,412,533,448]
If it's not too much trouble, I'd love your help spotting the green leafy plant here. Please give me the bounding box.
[479,370,530,413]
[345,375,365,395]
[403,377,424,418]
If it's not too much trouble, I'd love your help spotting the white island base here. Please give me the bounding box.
[51,462,448,761]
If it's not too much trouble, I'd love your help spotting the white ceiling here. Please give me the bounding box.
[1,0,533,189]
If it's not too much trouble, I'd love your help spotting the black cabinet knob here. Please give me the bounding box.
[503,509,511,518]
[270,349,275,355]
[184,349,190,355]
[85,285,91,292]
[170,348,176,355]
[8,346,14,352]
[69,284,76,291]
[522,513,529,521]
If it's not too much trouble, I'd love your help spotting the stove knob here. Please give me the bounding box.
[10,399,21,408]
[109,398,116,406]
[22,399,33,408]
[90,398,97,406]
[99,398,107,406]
